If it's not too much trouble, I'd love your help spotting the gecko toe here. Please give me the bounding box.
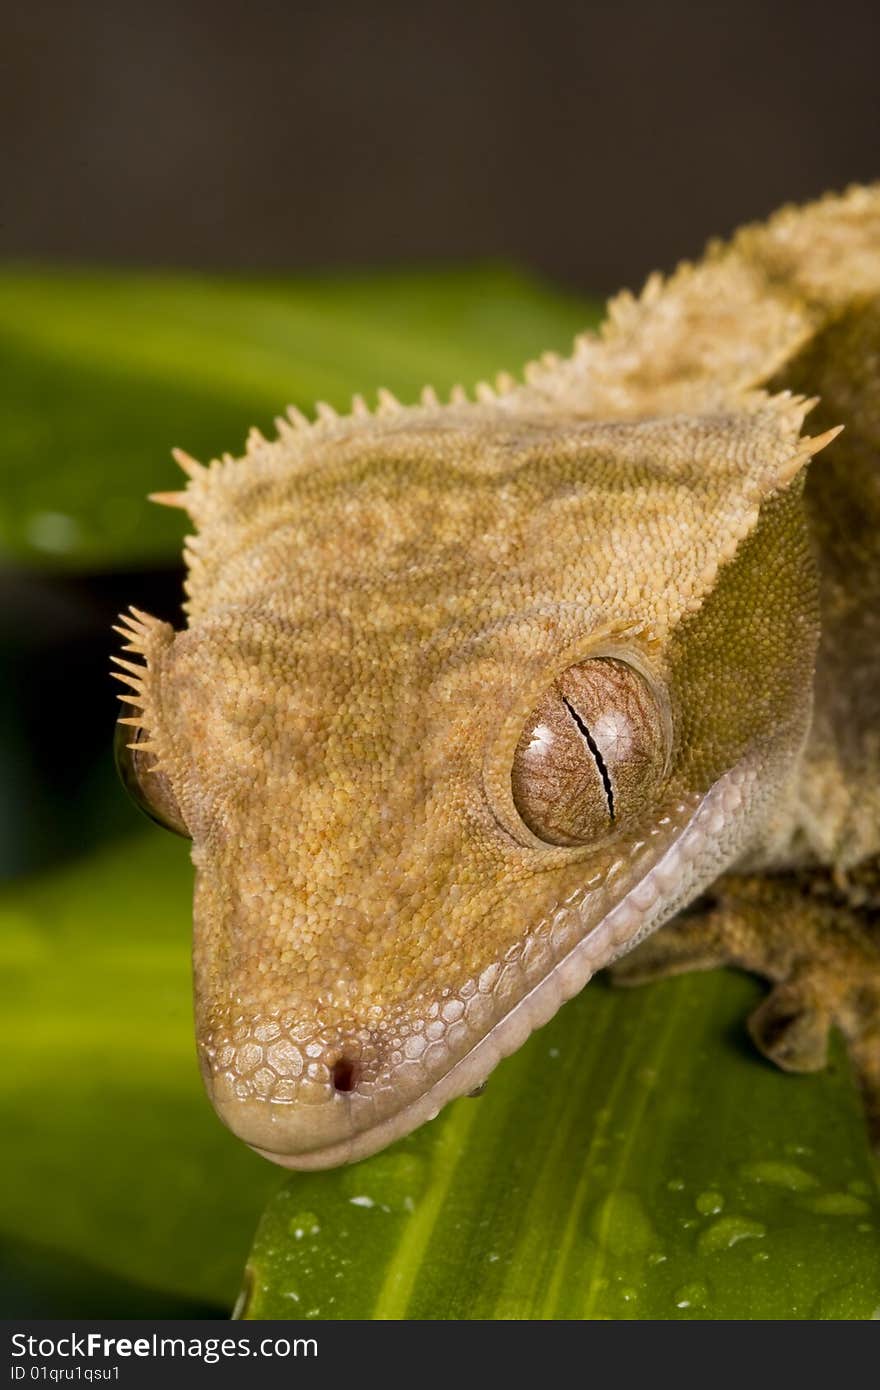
[746,980,832,1073]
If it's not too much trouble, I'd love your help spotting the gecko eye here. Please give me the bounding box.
[511,658,668,846]
[114,719,191,839]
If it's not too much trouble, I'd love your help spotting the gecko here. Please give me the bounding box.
[113,185,880,1170]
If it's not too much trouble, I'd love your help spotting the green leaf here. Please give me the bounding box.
[0,832,280,1309]
[0,265,593,571]
[242,972,880,1320]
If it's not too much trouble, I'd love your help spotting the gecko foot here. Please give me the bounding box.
[610,869,880,1147]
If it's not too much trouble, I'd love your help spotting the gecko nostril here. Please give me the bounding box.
[331,1057,359,1093]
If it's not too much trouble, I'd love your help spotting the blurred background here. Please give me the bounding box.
[3,0,879,290]
[1,0,878,1318]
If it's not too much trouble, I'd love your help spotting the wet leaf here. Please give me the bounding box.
[243,972,880,1320]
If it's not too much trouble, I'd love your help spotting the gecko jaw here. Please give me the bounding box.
[226,762,755,1170]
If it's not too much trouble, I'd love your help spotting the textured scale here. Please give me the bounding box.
[116,186,880,1166]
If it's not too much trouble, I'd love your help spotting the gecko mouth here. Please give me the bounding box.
[204,764,755,1169]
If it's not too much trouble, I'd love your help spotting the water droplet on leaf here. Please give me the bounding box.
[674,1281,709,1310]
[698,1216,766,1255]
[287,1211,321,1240]
[804,1192,870,1216]
[739,1160,818,1192]
[589,1191,658,1258]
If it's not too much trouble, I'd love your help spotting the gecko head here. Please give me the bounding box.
[114,396,830,1168]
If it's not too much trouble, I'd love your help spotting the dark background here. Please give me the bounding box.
[3,0,879,294]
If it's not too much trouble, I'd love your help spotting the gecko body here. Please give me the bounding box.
[114,187,880,1167]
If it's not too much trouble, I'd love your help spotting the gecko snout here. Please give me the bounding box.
[197,1016,392,1165]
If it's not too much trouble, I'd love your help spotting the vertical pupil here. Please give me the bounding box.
[561,697,615,820]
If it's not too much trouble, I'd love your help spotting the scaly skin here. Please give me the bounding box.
[114,186,880,1167]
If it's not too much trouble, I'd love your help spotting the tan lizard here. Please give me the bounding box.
[113,185,880,1170]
